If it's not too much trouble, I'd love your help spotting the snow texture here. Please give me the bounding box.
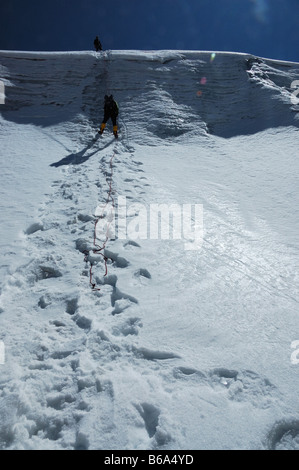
[0,49,299,450]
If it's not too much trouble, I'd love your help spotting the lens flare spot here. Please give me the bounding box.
[200,77,207,85]
[251,0,269,23]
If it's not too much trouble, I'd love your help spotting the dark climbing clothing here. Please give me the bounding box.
[103,95,119,123]
[99,95,119,137]
[94,37,102,52]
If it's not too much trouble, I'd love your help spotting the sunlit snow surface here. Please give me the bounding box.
[0,50,299,450]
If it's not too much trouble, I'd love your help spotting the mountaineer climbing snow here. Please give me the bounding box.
[94,36,102,52]
[99,95,119,138]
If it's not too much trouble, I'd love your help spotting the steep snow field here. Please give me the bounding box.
[0,50,299,450]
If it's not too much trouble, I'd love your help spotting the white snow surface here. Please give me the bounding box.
[0,49,299,450]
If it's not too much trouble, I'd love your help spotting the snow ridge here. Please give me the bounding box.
[0,50,299,450]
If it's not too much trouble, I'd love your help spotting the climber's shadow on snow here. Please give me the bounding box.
[50,135,112,167]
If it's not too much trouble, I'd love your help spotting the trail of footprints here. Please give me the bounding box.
[9,141,170,449]
[4,139,290,449]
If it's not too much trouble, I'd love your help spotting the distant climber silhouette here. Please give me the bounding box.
[94,36,102,52]
[99,95,119,138]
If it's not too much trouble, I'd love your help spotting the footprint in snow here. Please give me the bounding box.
[25,222,44,235]
[133,347,180,361]
[267,420,299,450]
[134,402,172,446]
[135,402,160,438]
[173,366,280,409]
[38,293,52,309]
[104,249,130,269]
[29,260,62,284]
[124,240,141,249]
[65,296,80,315]
[111,288,138,315]
[73,313,92,330]
[112,317,143,336]
[134,268,151,279]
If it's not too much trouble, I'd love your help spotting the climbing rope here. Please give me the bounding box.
[84,148,117,291]
[84,50,119,290]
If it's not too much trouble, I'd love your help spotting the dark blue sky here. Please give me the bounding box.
[0,0,298,62]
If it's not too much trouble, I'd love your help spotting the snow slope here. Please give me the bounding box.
[0,49,299,450]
